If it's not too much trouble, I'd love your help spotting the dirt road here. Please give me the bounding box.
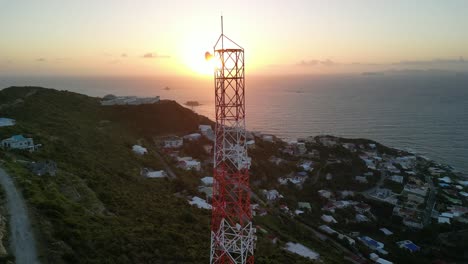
[0,167,40,264]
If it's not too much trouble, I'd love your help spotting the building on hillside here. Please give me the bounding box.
[263,189,281,201]
[100,95,160,105]
[397,240,420,253]
[321,214,338,224]
[355,176,368,184]
[200,176,213,186]
[163,136,183,148]
[298,202,312,211]
[379,228,393,236]
[389,175,404,184]
[359,236,384,251]
[178,157,201,171]
[145,170,167,178]
[183,133,202,141]
[319,225,337,235]
[0,118,15,127]
[298,160,314,171]
[318,190,333,199]
[1,135,40,152]
[132,145,147,155]
[199,124,214,141]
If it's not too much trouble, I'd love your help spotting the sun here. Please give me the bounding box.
[178,32,217,76]
[183,50,215,76]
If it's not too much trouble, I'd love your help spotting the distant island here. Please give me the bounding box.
[0,86,466,264]
[185,100,201,107]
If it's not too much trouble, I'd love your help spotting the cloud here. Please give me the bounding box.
[142,52,170,59]
[36,58,46,62]
[121,53,128,58]
[298,59,338,67]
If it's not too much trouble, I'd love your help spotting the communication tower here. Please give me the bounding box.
[209,17,256,264]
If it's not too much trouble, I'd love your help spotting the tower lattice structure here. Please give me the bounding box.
[210,17,256,264]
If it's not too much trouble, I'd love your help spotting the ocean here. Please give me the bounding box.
[1,74,467,174]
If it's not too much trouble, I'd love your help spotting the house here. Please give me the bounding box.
[355,176,368,184]
[145,170,167,178]
[101,95,160,105]
[376,258,393,264]
[200,176,213,186]
[298,202,312,211]
[298,160,314,171]
[132,145,148,155]
[321,214,338,224]
[199,125,214,141]
[0,118,15,127]
[439,176,452,184]
[356,214,370,222]
[389,175,404,184]
[1,135,39,151]
[283,242,320,260]
[29,160,57,176]
[319,225,337,235]
[318,190,333,199]
[188,196,211,210]
[397,240,420,253]
[184,133,202,141]
[379,228,393,236]
[438,217,451,224]
[246,140,255,149]
[359,236,384,250]
[163,136,183,148]
[264,189,281,201]
[178,158,201,171]
[261,134,274,142]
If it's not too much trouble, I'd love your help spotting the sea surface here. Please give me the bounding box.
[1,74,467,175]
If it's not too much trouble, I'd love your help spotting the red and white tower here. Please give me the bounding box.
[209,17,256,264]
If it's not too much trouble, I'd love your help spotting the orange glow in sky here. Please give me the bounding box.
[1,0,467,77]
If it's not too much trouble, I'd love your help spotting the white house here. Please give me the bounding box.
[132,145,147,155]
[355,176,368,184]
[163,136,183,148]
[178,158,201,171]
[389,175,404,184]
[1,135,39,151]
[0,118,15,127]
[264,189,281,201]
[321,214,338,224]
[144,170,167,178]
[184,133,202,141]
[298,160,314,171]
[201,176,214,186]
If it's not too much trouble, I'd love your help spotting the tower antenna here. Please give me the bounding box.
[209,17,256,264]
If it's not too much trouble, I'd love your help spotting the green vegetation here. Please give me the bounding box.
[0,87,317,263]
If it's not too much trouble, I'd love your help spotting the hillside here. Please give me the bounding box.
[0,87,322,264]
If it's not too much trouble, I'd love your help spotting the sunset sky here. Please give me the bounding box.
[1,0,468,77]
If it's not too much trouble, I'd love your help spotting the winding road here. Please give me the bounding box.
[0,167,40,264]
